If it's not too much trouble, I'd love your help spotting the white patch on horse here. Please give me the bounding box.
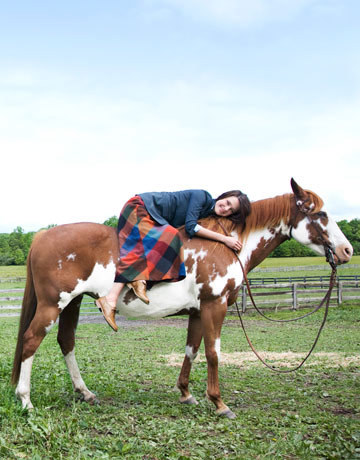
[291,219,325,256]
[16,356,35,409]
[64,350,96,401]
[58,261,116,311]
[57,259,63,270]
[66,253,76,261]
[45,320,55,334]
[117,248,208,319]
[241,228,277,268]
[215,338,221,361]
[209,261,242,296]
[186,345,198,363]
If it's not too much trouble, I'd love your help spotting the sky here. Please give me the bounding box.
[1,0,359,233]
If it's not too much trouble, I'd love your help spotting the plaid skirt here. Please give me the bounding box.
[114,196,186,283]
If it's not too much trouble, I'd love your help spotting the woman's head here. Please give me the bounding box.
[214,190,251,224]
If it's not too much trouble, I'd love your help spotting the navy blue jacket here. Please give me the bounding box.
[139,190,215,237]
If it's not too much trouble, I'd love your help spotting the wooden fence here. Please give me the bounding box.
[1,279,359,317]
[235,280,360,313]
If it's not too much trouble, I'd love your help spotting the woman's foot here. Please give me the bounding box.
[127,280,150,304]
[96,297,118,332]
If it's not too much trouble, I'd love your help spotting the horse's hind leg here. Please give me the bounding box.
[177,313,203,405]
[16,304,60,409]
[57,296,97,404]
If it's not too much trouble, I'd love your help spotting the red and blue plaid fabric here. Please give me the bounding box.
[115,196,186,283]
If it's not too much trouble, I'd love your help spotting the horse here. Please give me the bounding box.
[12,179,353,418]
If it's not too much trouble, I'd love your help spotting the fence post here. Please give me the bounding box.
[242,284,247,313]
[292,283,298,310]
[337,281,343,305]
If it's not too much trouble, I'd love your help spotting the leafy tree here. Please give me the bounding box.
[103,216,118,228]
[13,248,25,265]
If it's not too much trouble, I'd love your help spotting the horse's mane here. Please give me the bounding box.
[199,190,324,241]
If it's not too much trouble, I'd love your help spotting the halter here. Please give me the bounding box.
[289,204,337,270]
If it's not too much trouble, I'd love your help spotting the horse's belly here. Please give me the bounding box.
[117,274,200,319]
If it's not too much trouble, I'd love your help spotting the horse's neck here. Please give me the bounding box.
[242,230,288,273]
[240,194,292,272]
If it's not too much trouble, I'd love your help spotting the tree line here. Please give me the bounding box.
[0,218,359,266]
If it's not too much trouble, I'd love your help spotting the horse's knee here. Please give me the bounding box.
[185,345,199,363]
[205,349,219,367]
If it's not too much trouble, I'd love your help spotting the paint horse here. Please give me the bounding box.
[12,179,353,418]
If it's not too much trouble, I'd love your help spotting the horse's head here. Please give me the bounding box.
[289,178,353,266]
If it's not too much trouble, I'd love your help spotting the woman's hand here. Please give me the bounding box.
[224,236,243,252]
[195,226,243,252]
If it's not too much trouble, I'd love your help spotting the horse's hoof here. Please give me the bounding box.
[180,396,198,405]
[77,391,99,405]
[217,409,236,419]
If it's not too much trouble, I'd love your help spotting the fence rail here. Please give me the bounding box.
[248,274,359,285]
[234,280,360,313]
[1,279,359,317]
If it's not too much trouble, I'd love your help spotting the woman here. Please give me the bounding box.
[96,189,251,331]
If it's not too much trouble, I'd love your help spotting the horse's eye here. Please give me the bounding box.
[317,211,328,219]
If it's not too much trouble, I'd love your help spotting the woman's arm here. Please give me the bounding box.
[195,226,242,252]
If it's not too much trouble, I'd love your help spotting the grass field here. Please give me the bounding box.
[257,255,360,268]
[1,303,359,459]
[0,258,359,458]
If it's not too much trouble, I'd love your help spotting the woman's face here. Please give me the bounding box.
[214,196,240,217]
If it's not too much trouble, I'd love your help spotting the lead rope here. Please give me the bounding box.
[235,266,336,373]
[218,220,337,373]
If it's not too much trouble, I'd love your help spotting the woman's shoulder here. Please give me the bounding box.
[184,189,212,199]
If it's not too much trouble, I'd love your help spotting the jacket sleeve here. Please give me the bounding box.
[184,191,208,237]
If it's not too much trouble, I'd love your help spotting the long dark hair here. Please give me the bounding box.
[215,190,251,225]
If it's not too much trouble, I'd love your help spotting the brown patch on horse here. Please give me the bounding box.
[185,252,196,274]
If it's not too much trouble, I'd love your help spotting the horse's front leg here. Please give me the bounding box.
[57,296,97,404]
[201,299,236,419]
[177,312,203,405]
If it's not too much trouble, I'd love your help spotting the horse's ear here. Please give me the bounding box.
[290,178,314,214]
[291,178,306,198]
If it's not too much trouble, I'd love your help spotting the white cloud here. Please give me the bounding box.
[1,71,359,233]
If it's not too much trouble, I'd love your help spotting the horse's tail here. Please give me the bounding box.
[11,239,39,385]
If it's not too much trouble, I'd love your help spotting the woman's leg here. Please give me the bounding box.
[127,280,149,304]
[96,282,125,332]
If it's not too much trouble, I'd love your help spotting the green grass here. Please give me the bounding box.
[258,255,360,268]
[1,302,359,459]
[0,266,26,278]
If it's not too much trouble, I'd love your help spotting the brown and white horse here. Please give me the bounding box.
[12,179,353,418]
